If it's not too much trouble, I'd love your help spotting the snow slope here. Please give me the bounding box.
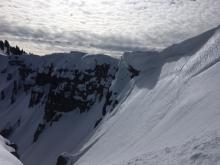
[0,135,22,165]
[0,25,220,165]
[119,130,220,165]
[74,26,220,165]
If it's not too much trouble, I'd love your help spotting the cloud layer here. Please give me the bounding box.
[0,0,220,55]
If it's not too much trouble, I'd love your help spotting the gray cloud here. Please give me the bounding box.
[0,18,149,55]
[0,0,220,55]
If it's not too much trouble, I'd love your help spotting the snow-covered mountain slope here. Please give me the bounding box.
[0,52,119,165]
[73,26,220,165]
[0,25,220,165]
[0,135,22,165]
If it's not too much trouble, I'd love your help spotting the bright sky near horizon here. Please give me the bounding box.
[0,0,220,55]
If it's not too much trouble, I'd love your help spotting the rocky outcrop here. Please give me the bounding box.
[0,53,119,144]
[56,155,68,165]
[128,65,140,79]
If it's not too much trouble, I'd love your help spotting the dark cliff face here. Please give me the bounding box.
[0,54,120,143]
[42,62,116,121]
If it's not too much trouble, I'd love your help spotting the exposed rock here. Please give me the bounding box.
[33,123,45,143]
[0,126,13,138]
[0,91,5,100]
[94,117,102,128]
[56,155,68,165]
[128,65,140,79]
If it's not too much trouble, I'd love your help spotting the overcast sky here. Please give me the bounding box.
[0,0,220,55]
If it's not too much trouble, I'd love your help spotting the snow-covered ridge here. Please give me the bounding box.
[0,25,220,165]
[122,25,219,74]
